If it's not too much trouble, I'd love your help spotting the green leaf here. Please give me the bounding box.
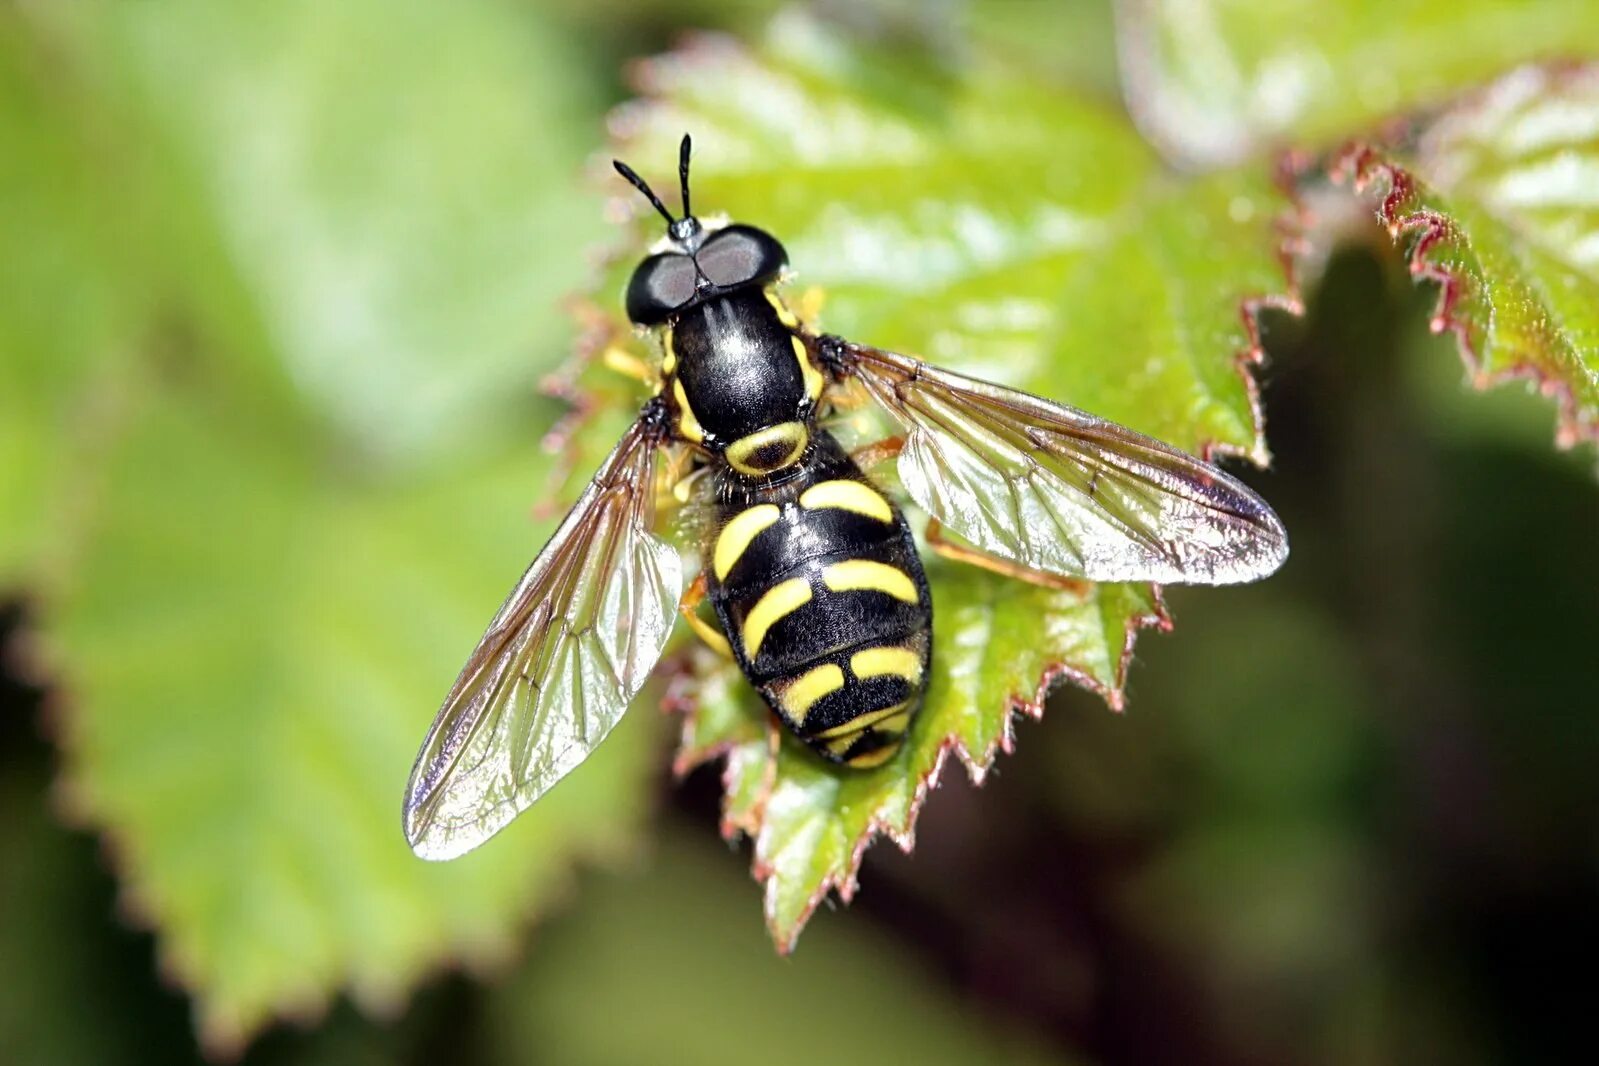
[46,381,658,1055]
[5,0,607,592]
[1118,0,1599,167]
[1335,64,1599,459]
[0,11,148,587]
[596,11,1291,949]
[13,0,658,1053]
[71,0,602,467]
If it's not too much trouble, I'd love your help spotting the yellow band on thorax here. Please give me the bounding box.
[660,325,677,375]
[764,288,799,328]
[672,377,704,443]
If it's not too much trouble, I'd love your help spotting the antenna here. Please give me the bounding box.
[678,133,693,219]
[614,134,701,243]
[612,158,675,228]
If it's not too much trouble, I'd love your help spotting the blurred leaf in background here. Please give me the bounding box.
[4,0,652,1053]
[1,0,1598,1064]
[486,828,1083,1066]
[1118,0,1599,166]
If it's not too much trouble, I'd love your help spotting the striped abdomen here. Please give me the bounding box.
[706,433,931,768]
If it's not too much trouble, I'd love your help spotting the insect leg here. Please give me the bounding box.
[796,285,826,323]
[848,435,905,471]
[601,344,656,385]
[924,518,1089,593]
[679,572,735,659]
[669,462,709,504]
[536,314,658,508]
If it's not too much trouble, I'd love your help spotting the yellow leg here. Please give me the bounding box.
[819,376,876,414]
[669,460,709,504]
[537,321,657,503]
[679,573,735,659]
[544,304,654,399]
[925,518,1088,593]
[601,344,655,385]
[796,285,826,323]
[652,444,707,508]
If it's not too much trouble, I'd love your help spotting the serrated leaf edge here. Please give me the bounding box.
[26,497,648,1057]
[763,599,1174,954]
[1331,129,1599,455]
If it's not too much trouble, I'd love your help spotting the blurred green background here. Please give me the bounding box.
[3,2,1597,1065]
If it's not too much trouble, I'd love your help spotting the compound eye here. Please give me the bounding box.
[696,224,787,288]
[625,253,698,324]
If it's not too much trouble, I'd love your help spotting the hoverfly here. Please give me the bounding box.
[402,136,1288,860]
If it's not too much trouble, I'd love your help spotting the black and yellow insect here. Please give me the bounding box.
[402,136,1288,860]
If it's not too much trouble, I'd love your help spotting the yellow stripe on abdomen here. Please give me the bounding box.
[850,645,924,683]
[821,560,919,604]
[714,505,780,581]
[776,663,845,726]
[814,696,914,739]
[846,743,901,769]
[741,577,812,660]
[799,480,893,523]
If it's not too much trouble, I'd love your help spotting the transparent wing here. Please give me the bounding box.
[830,338,1288,585]
[402,422,682,860]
